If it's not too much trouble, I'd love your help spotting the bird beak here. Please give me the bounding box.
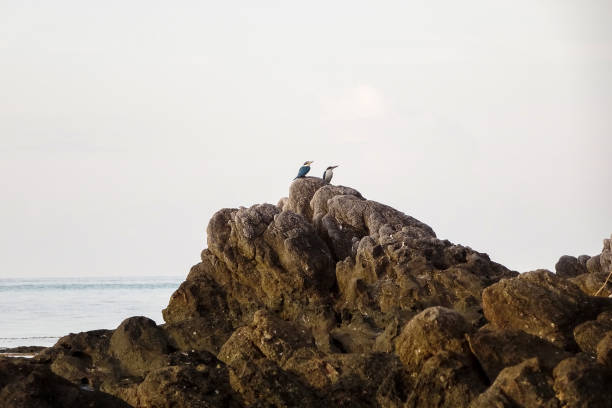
[332,165,338,169]
[308,161,314,165]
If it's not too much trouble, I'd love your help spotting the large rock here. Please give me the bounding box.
[482,269,606,349]
[552,355,612,408]
[555,255,587,278]
[335,234,516,348]
[0,357,129,408]
[467,328,570,382]
[395,307,487,407]
[573,310,612,354]
[395,307,473,370]
[218,310,408,407]
[470,358,559,408]
[405,351,488,408]
[283,177,327,220]
[135,350,243,408]
[32,182,609,408]
[36,329,117,390]
[109,316,169,377]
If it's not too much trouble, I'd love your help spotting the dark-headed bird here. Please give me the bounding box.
[322,165,338,183]
[294,161,313,179]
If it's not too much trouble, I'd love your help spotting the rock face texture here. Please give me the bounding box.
[4,180,612,407]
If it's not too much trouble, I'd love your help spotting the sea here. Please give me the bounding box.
[0,276,184,349]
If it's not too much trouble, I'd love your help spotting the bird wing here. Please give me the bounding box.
[296,166,310,178]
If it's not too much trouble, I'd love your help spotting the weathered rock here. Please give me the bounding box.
[310,185,365,260]
[165,203,337,352]
[135,350,242,408]
[335,234,516,344]
[218,309,409,407]
[405,351,488,408]
[470,358,559,408]
[162,267,235,354]
[0,357,129,408]
[467,328,570,382]
[555,255,587,278]
[577,255,591,267]
[482,269,605,349]
[109,316,169,377]
[570,272,612,297]
[395,307,473,370]
[586,254,603,275]
[218,326,322,407]
[553,355,612,408]
[395,307,487,407]
[601,235,612,274]
[36,329,117,389]
[283,177,327,221]
[30,183,609,408]
[596,331,612,367]
[573,310,612,354]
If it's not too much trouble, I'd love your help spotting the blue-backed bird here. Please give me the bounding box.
[322,165,338,183]
[294,161,313,179]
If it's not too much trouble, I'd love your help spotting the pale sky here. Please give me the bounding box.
[1,1,611,278]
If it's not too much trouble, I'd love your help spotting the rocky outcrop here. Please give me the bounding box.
[0,357,129,408]
[568,235,612,297]
[7,179,612,407]
[482,269,608,350]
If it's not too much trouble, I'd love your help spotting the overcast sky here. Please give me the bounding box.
[1,1,611,278]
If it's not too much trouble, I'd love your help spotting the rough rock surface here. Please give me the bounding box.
[0,357,129,408]
[6,179,611,407]
[482,269,610,349]
[470,358,559,408]
[555,255,587,278]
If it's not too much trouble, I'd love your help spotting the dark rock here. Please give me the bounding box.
[570,272,612,297]
[405,351,488,408]
[395,307,473,370]
[0,357,129,408]
[0,346,46,355]
[135,351,242,408]
[577,255,590,267]
[555,255,587,278]
[471,358,559,408]
[573,310,612,354]
[482,269,604,349]
[586,254,603,275]
[36,329,116,389]
[217,309,409,407]
[596,331,612,367]
[395,307,488,407]
[467,328,570,382]
[553,355,612,408]
[109,316,169,377]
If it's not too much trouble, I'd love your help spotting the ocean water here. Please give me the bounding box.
[0,276,183,349]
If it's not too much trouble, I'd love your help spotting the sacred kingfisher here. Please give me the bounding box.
[294,161,313,179]
[322,165,338,183]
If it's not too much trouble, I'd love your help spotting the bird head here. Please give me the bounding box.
[326,165,339,170]
[303,161,314,166]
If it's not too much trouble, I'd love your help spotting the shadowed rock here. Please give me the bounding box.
[0,357,130,408]
[573,310,612,354]
[470,358,559,408]
[482,269,608,350]
[109,316,169,377]
[467,328,570,382]
[553,355,612,408]
[555,255,587,278]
